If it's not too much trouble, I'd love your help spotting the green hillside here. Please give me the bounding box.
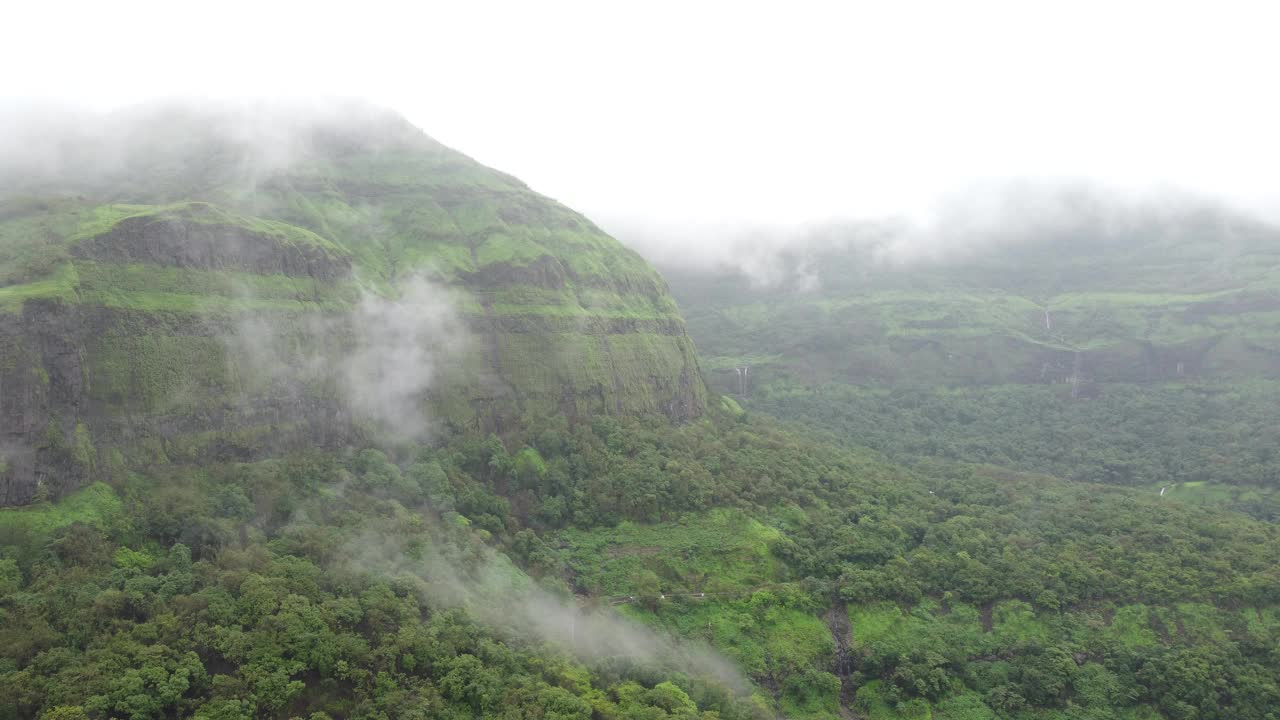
[4,408,1279,720]
[661,203,1280,512]
[669,205,1280,390]
[4,110,1280,720]
[0,104,704,506]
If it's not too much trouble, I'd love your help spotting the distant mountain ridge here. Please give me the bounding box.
[662,194,1280,393]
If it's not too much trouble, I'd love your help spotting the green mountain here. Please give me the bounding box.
[667,197,1280,392]
[0,103,705,506]
[662,194,1280,513]
[4,114,1280,720]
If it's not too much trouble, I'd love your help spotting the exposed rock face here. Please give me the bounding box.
[73,213,352,280]
[0,105,707,505]
[1,301,89,505]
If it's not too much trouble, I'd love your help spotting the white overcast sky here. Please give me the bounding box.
[4,0,1280,231]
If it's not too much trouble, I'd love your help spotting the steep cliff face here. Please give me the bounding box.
[0,104,706,505]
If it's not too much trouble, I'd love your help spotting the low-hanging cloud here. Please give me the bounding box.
[342,277,469,439]
[339,520,751,694]
[613,179,1278,290]
[226,275,469,442]
[0,97,423,202]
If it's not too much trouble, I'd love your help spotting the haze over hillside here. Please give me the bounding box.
[5,4,1280,720]
[0,102,704,506]
[7,2,1280,236]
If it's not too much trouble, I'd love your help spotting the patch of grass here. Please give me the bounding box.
[719,396,744,415]
[1104,605,1160,649]
[1159,481,1268,512]
[1240,606,1280,642]
[851,601,909,646]
[1174,603,1229,644]
[0,199,86,286]
[991,600,1049,646]
[64,204,156,241]
[554,508,784,595]
[632,590,832,683]
[75,261,361,313]
[0,262,80,312]
[850,600,992,660]
[475,232,549,267]
[0,482,121,534]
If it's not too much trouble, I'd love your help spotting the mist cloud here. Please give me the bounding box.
[339,520,751,694]
[614,180,1279,289]
[0,98,424,201]
[342,278,469,440]
[227,275,469,442]
[6,3,1280,250]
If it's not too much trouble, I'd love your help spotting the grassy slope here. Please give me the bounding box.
[0,112,705,480]
[554,508,785,595]
[0,482,121,534]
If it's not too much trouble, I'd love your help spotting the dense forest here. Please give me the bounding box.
[4,103,1280,720]
[643,198,1280,718]
[4,407,1280,719]
[748,381,1280,521]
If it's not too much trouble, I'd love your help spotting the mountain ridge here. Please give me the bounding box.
[661,197,1280,393]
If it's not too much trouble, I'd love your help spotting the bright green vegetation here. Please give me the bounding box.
[0,482,121,535]
[0,262,79,311]
[5,411,1280,718]
[0,450,756,720]
[639,203,1280,717]
[74,262,363,312]
[7,106,1280,720]
[555,508,785,595]
[635,591,838,718]
[845,594,1280,719]
[0,104,706,508]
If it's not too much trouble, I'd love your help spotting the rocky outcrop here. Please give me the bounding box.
[1,300,90,505]
[0,295,706,505]
[73,213,352,281]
